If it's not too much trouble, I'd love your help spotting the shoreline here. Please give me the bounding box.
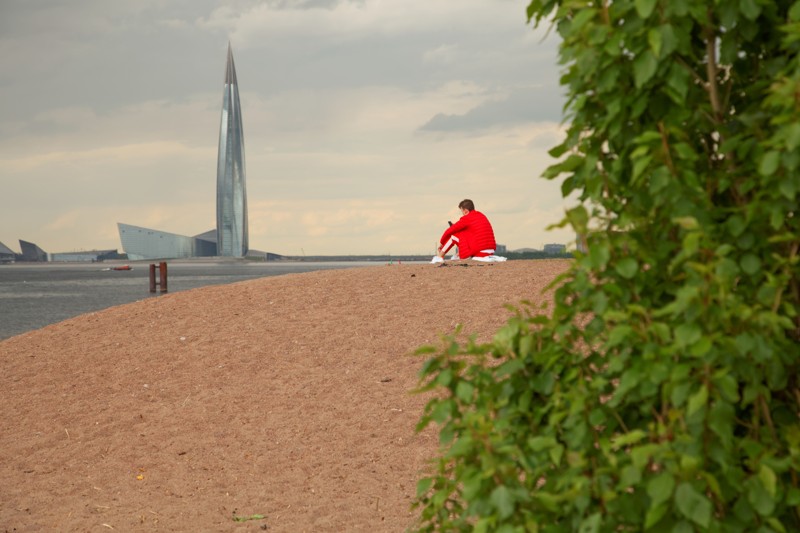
[0,261,401,341]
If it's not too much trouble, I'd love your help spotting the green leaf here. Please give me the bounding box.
[634,50,658,88]
[635,0,658,19]
[680,455,700,476]
[528,435,558,451]
[767,518,788,533]
[570,8,597,32]
[463,474,484,500]
[687,385,708,416]
[747,476,776,516]
[708,401,734,449]
[735,333,756,356]
[612,429,648,449]
[770,207,785,229]
[779,178,796,200]
[689,336,712,357]
[533,491,559,512]
[615,257,639,279]
[702,472,723,500]
[631,444,661,469]
[784,122,800,150]
[759,465,777,498]
[714,373,740,402]
[548,142,569,158]
[740,0,761,20]
[608,324,634,347]
[431,399,453,423]
[549,443,564,465]
[566,205,589,232]
[644,502,668,529]
[589,241,611,269]
[682,231,700,256]
[579,512,601,533]
[632,154,653,182]
[490,485,515,520]
[666,63,690,102]
[715,257,739,280]
[436,368,453,386]
[759,150,781,176]
[232,513,266,522]
[658,24,678,56]
[416,477,433,498]
[675,323,701,348]
[455,380,474,403]
[474,518,490,533]
[447,434,474,457]
[675,482,712,528]
[647,472,675,506]
[726,215,746,237]
[758,284,777,307]
[674,216,699,230]
[648,28,663,57]
[671,381,692,407]
[740,253,761,275]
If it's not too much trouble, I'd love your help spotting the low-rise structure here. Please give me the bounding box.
[0,241,16,263]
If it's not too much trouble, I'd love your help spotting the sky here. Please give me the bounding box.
[0,0,574,257]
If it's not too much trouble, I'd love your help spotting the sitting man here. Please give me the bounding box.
[432,199,506,263]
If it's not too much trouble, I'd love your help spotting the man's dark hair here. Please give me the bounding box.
[458,199,475,211]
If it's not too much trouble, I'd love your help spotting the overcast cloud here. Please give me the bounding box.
[0,0,573,256]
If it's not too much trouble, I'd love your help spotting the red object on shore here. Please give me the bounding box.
[112,265,132,271]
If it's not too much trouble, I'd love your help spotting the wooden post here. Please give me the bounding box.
[149,264,156,293]
[159,262,168,293]
[149,262,169,293]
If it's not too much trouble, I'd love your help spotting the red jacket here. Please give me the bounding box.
[440,210,496,259]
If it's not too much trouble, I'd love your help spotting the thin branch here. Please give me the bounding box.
[675,56,706,87]
[704,22,723,123]
[600,0,610,25]
[657,122,677,176]
[760,395,779,443]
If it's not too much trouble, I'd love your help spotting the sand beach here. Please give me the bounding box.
[0,259,569,532]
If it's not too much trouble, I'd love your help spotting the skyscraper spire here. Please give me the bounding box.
[216,43,248,257]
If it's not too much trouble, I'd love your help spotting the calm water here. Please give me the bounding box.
[0,261,382,341]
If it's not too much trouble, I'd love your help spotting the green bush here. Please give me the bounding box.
[413,1,800,531]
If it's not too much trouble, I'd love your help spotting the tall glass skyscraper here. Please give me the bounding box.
[216,43,249,257]
[118,44,251,260]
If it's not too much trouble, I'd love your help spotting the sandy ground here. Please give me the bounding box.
[0,259,569,533]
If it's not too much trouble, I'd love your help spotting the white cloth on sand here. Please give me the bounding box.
[431,255,507,264]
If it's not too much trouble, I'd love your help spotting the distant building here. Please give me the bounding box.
[117,43,249,260]
[216,44,248,257]
[117,223,216,261]
[0,241,16,263]
[543,243,567,255]
[50,249,124,262]
[19,240,48,262]
[4,240,123,263]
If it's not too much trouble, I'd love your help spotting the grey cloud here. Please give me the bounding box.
[0,0,559,130]
[419,86,565,132]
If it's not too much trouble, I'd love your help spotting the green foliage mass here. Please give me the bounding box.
[413,0,800,531]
